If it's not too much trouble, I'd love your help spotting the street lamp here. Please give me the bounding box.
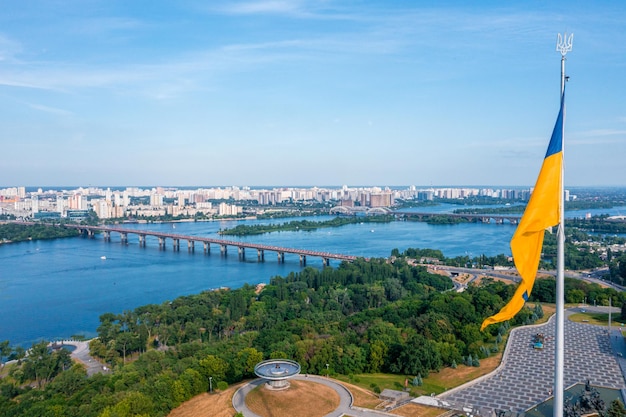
[326,363,329,377]
[209,376,213,393]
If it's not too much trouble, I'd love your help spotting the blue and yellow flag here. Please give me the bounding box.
[481,93,564,331]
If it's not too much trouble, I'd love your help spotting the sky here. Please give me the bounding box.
[0,1,625,188]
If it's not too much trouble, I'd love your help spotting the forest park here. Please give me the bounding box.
[0,252,624,417]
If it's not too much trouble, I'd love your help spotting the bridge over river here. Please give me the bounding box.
[65,224,359,266]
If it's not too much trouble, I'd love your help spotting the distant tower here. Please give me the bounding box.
[31,195,39,214]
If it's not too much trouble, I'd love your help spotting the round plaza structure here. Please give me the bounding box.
[254,359,301,390]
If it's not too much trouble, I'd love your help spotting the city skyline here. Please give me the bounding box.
[1,1,625,186]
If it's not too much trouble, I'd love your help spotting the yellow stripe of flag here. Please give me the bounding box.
[480,93,564,331]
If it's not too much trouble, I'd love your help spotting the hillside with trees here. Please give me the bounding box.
[0,255,623,417]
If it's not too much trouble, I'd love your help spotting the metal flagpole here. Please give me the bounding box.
[554,32,573,417]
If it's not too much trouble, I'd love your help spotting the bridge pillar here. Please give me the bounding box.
[495,218,503,224]
[173,239,180,251]
[158,237,165,250]
[299,254,306,266]
[120,233,128,245]
[87,229,95,238]
[277,252,285,263]
[187,240,194,252]
[103,231,111,241]
[238,246,245,259]
[139,234,146,247]
[323,258,330,267]
[220,244,227,255]
[257,249,264,262]
[203,242,210,254]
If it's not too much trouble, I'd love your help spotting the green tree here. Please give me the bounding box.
[199,355,228,383]
[47,364,87,396]
[606,399,626,417]
[22,341,59,388]
[566,289,585,304]
[99,390,154,417]
[235,347,263,379]
[117,332,139,363]
[388,334,441,376]
[367,340,387,373]
[0,341,10,367]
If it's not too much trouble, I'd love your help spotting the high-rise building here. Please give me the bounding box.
[150,193,164,206]
[370,192,392,208]
[31,195,39,214]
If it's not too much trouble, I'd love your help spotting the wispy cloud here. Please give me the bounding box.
[27,102,73,116]
[219,1,307,15]
[570,129,626,145]
[0,35,22,63]
[69,17,145,36]
[0,76,50,90]
[0,4,620,104]
[0,28,403,97]
[578,129,626,137]
[209,0,352,19]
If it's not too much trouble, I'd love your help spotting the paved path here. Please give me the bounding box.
[437,307,626,413]
[232,375,398,417]
[51,340,110,376]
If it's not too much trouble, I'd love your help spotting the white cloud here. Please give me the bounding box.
[0,35,22,63]
[209,0,349,18]
[569,129,626,146]
[27,103,73,116]
[68,17,145,36]
[219,1,306,15]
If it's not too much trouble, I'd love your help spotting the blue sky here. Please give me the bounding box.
[0,1,624,187]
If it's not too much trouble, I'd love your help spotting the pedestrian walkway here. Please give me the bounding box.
[50,339,109,376]
[437,307,626,413]
[232,375,397,417]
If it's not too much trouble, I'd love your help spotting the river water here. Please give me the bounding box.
[2,204,625,347]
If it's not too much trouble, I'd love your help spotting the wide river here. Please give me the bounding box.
[2,204,625,347]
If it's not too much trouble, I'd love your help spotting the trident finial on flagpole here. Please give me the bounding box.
[556,32,574,57]
[557,32,573,94]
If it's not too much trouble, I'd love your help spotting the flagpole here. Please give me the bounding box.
[554,32,572,417]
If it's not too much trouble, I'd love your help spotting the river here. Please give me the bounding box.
[1,204,625,347]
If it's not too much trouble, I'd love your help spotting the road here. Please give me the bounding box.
[50,340,110,376]
[432,265,624,292]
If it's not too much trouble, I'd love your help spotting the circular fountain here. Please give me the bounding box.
[254,359,301,390]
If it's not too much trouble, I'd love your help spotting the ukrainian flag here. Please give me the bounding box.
[481,92,564,331]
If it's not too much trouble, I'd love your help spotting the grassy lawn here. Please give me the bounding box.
[569,312,626,327]
[0,362,17,380]
[335,352,503,401]
[245,380,340,417]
